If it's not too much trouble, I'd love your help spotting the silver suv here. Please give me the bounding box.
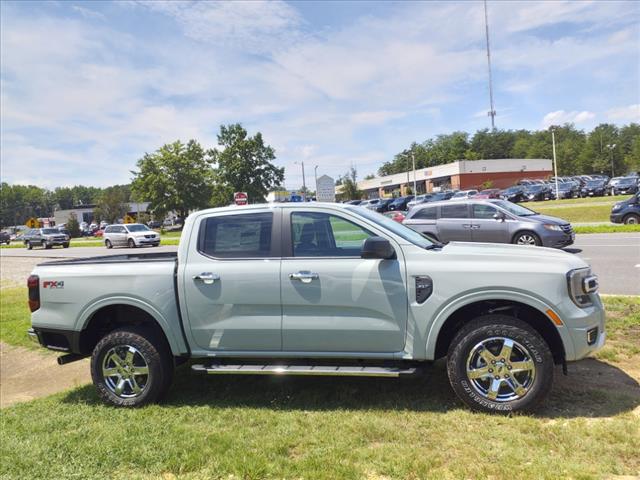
[103,223,160,248]
[403,199,574,248]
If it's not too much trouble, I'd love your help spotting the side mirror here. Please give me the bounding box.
[493,212,506,222]
[361,236,395,260]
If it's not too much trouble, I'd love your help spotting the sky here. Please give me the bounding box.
[1,0,639,190]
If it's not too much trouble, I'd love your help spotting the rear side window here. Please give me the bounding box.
[440,204,469,219]
[199,213,273,258]
[412,206,437,220]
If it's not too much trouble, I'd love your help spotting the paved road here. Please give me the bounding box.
[2,234,638,295]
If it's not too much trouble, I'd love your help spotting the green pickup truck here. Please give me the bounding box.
[28,203,605,412]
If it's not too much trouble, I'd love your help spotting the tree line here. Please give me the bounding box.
[376,123,640,178]
[0,124,284,227]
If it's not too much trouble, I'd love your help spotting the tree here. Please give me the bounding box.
[209,124,284,206]
[66,213,81,238]
[94,186,129,223]
[338,167,362,200]
[131,140,214,220]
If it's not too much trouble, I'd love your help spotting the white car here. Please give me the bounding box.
[451,189,478,199]
[103,223,160,249]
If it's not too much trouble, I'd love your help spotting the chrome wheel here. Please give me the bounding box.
[466,337,536,402]
[102,345,150,398]
[516,234,537,245]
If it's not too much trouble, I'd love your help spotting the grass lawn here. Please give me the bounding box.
[1,293,638,479]
[573,224,640,234]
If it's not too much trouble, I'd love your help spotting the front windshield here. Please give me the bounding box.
[527,185,544,191]
[491,200,537,216]
[619,178,636,185]
[126,224,151,232]
[346,206,435,249]
[42,228,59,234]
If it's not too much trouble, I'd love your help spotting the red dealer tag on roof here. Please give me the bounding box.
[234,192,248,205]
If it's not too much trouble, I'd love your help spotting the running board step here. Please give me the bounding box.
[191,364,416,377]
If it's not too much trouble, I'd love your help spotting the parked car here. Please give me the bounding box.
[371,198,394,213]
[426,191,455,202]
[474,189,501,199]
[522,184,551,202]
[148,221,162,229]
[406,194,431,210]
[383,210,407,223]
[23,228,70,249]
[552,182,579,200]
[403,199,574,248]
[345,200,362,205]
[612,177,639,196]
[387,195,414,211]
[451,190,478,200]
[610,193,640,224]
[0,231,11,245]
[28,202,603,412]
[103,223,160,249]
[500,186,526,203]
[580,179,607,197]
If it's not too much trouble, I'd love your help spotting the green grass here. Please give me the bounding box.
[531,203,614,223]
[527,194,632,207]
[574,224,640,234]
[1,296,638,479]
[0,286,33,349]
[0,236,181,249]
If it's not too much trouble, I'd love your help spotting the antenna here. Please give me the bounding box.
[484,0,496,130]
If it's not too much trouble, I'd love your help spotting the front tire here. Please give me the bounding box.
[91,327,173,407]
[105,239,113,249]
[623,214,639,225]
[446,315,554,413]
[26,241,32,250]
[63,243,70,248]
[128,238,136,248]
[513,231,542,246]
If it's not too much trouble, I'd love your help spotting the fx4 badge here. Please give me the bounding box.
[43,280,64,289]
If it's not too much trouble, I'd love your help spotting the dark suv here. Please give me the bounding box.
[23,228,70,249]
[581,179,607,197]
[610,193,640,224]
[387,195,414,211]
[613,177,639,196]
[0,231,11,245]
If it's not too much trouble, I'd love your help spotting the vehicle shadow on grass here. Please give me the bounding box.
[62,358,639,418]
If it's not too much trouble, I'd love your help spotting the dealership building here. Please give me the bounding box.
[352,158,553,199]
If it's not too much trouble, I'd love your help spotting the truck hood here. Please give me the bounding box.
[439,241,588,270]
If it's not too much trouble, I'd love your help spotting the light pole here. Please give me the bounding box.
[551,129,559,200]
[294,161,307,201]
[606,144,616,177]
[314,165,319,200]
[412,152,417,195]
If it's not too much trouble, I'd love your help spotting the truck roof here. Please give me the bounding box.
[194,202,352,215]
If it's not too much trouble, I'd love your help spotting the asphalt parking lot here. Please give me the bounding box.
[1,233,638,294]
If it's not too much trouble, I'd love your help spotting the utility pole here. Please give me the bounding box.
[295,161,307,201]
[412,152,417,195]
[551,129,559,201]
[606,144,616,177]
[405,153,410,196]
[314,165,319,200]
[484,0,496,130]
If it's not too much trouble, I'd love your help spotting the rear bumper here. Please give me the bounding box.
[28,327,80,353]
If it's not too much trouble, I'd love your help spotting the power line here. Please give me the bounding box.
[484,0,496,130]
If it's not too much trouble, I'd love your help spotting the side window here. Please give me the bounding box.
[199,213,273,258]
[440,204,469,219]
[291,212,372,257]
[117,226,126,233]
[472,204,498,219]
[412,206,437,220]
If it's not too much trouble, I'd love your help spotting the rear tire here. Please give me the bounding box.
[446,315,554,413]
[128,238,136,248]
[105,239,113,249]
[26,241,32,250]
[623,214,639,225]
[63,243,70,248]
[91,327,174,407]
[513,231,542,246]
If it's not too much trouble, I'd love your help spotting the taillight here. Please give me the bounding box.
[27,275,40,312]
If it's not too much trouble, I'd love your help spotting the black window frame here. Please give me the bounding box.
[439,203,470,219]
[196,210,281,260]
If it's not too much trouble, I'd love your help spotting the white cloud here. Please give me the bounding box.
[71,5,106,21]
[605,104,640,122]
[542,110,596,127]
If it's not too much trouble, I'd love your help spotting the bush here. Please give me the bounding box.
[66,213,81,238]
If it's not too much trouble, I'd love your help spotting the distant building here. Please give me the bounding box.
[54,202,151,225]
[340,159,553,199]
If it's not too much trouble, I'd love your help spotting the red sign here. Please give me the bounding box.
[234,192,248,205]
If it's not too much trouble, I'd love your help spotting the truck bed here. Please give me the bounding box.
[38,251,177,266]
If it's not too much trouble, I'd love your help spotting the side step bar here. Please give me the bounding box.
[192,364,416,377]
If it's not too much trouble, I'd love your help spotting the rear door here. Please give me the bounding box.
[280,207,408,353]
[182,209,282,352]
[437,203,472,242]
[470,203,510,243]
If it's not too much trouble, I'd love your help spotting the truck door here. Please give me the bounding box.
[280,208,408,353]
[181,209,282,352]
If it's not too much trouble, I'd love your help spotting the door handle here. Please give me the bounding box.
[289,271,319,284]
[462,224,472,229]
[471,225,480,229]
[193,272,220,285]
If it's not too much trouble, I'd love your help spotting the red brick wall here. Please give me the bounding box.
[458,171,550,190]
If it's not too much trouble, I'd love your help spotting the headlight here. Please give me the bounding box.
[612,204,622,211]
[567,268,598,308]
[543,224,562,231]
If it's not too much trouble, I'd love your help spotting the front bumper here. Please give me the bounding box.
[609,212,625,223]
[542,230,575,248]
[558,295,606,361]
[134,237,160,246]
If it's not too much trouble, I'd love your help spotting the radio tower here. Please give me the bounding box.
[484,0,496,130]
